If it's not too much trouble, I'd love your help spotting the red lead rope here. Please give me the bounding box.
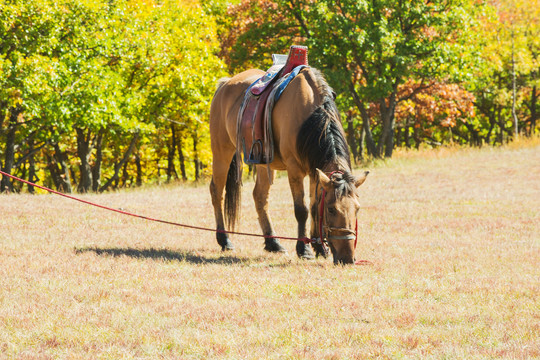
[0,169,372,265]
[0,169,301,241]
[0,169,313,242]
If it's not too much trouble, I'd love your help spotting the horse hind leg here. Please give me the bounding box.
[210,155,238,251]
[253,166,287,253]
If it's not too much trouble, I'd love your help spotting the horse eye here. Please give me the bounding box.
[328,207,336,214]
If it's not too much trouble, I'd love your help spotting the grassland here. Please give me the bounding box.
[1,140,539,359]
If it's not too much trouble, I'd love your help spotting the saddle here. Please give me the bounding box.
[237,45,308,165]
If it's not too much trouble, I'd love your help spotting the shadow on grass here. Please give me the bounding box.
[75,246,248,265]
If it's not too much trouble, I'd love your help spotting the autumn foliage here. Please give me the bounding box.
[0,0,538,193]
[216,0,538,159]
[393,81,476,146]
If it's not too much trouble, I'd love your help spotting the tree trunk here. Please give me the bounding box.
[76,128,93,193]
[46,154,62,191]
[377,96,397,158]
[167,124,177,182]
[92,128,104,192]
[462,122,481,147]
[135,152,142,187]
[54,143,73,193]
[27,139,37,194]
[1,107,21,193]
[346,114,358,164]
[121,161,129,187]
[99,131,140,192]
[46,144,72,194]
[413,124,421,149]
[404,122,411,148]
[530,85,537,136]
[358,126,365,160]
[1,124,16,193]
[177,136,187,180]
[362,114,378,157]
[193,132,200,181]
[497,107,504,145]
[384,111,396,157]
[349,83,379,157]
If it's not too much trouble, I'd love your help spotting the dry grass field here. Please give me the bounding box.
[1,140,539,359]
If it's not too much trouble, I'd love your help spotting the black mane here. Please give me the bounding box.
[296,69,351,176]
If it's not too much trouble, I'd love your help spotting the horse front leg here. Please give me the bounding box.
[288,171,315,259]
[253,166,287,253]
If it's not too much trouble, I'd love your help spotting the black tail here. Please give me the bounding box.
[224,155,241,230]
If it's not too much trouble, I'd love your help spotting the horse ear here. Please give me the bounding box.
[355,171,369,188]
[316,169,332,191]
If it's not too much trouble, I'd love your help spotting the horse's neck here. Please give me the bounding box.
[321,157,350,174]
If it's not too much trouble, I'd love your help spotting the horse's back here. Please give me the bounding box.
[210,69,264,150]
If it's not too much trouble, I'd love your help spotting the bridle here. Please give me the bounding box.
[314,171,358,256]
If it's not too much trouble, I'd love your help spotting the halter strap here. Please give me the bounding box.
[317,171,359,250]
[324,226,356,241]
[318,186,326,249]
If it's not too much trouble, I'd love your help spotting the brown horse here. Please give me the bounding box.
[209,67,368,264]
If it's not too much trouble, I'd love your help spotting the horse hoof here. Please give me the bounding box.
[264,238,287,253]
[217,233,234,251]
[312,243,328,258]
[221,243,235,251]
[296,242,315,259]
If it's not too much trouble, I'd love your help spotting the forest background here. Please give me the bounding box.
[0,0,538,193]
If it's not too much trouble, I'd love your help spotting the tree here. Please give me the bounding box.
[0,0,225,193]
[393,80,476,147]
[471,0,540,142]
[216,0,481,157]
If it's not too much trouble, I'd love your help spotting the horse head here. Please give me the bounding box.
[316,169,369,265]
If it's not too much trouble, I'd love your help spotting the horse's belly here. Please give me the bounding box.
[269,156,287,171]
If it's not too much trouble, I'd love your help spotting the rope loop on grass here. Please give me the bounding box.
[0,169,309,241]
[0,169,373,265]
